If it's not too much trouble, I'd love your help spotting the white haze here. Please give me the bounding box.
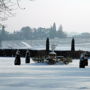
[2,0,90,33]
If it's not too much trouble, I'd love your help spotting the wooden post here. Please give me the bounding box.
[79,53,85,68]
[25,50,30,63]
[14,50,21,65]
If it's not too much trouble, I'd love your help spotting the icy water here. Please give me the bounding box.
[2,37,90,51]
[0,57,90,90]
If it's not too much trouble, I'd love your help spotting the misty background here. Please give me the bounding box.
[1,0,90,34]
[0,0,90,50]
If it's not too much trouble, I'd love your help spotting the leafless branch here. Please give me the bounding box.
[0,0,33,21]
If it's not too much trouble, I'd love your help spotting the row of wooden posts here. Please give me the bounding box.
[14,49,89,69]
[14,37,75,65]
[14,50,30,65]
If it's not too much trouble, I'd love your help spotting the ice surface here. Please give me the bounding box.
[0,57,90,90]
[21,42,32,49]
[2,38,90,51]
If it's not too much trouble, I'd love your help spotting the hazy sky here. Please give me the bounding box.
[2,0,90,33]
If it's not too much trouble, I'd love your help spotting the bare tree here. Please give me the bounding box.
[0,0,33,21]
[0,0,15,21]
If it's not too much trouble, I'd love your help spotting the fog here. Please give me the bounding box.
[2,0,90,33]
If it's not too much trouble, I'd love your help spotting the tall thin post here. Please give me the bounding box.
[71,37,75,51]
[46,37,49,55]
[14,50,21,65]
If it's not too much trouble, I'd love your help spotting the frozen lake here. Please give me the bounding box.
[0,57,90,90]
[2,37,90,51]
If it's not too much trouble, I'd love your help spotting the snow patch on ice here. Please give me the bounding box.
[21,41,32,48]
[0,58,90,90]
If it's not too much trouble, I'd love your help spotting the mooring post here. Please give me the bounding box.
[79,53,85,68]
[14,50,21,65]
[25,50,30,63]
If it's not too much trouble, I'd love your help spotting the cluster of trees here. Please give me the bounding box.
[74,32,90,38]
[0,1,66,40]
[0,23,67,40]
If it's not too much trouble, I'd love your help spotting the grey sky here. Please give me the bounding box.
[2,0,90,33]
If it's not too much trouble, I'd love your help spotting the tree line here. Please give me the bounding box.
[0,23,67,40]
